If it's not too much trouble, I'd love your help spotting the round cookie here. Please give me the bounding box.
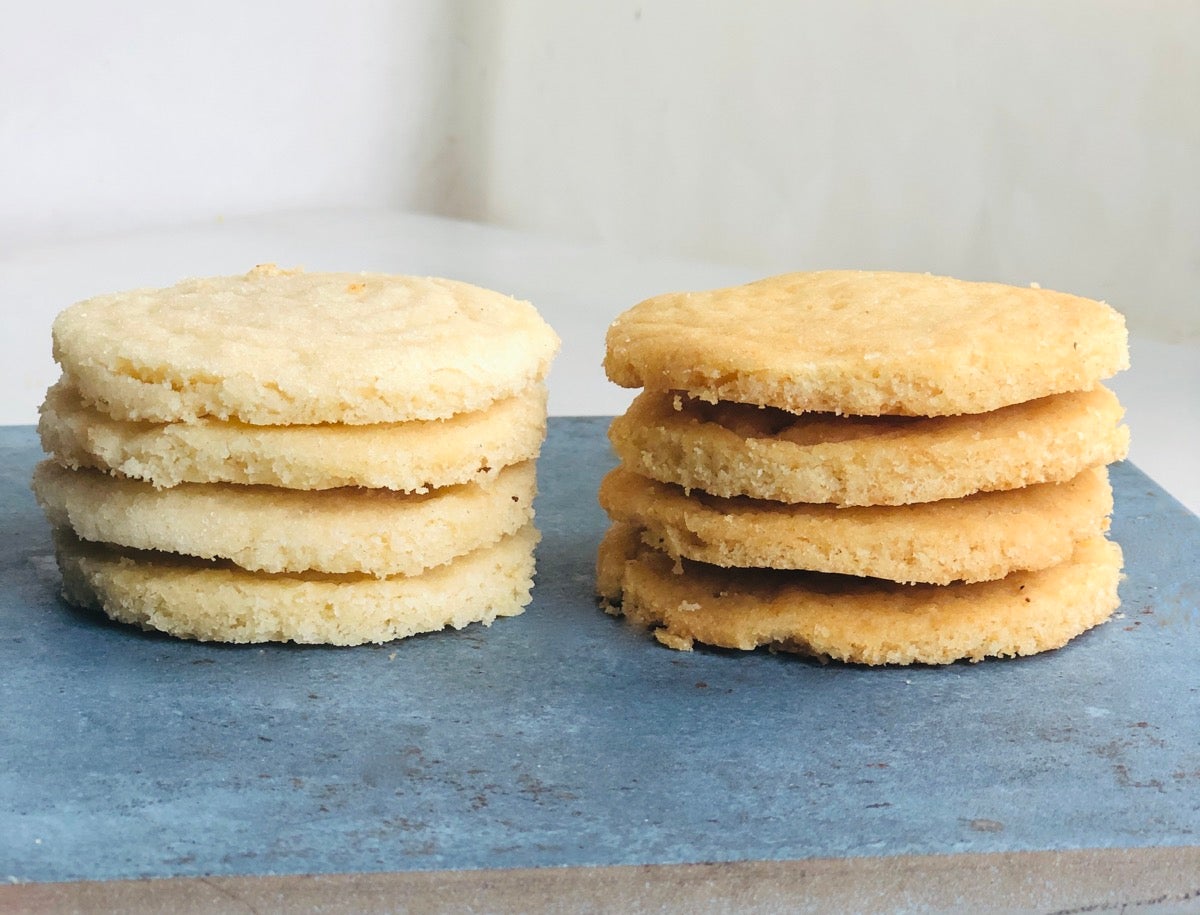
[39,378,548,492]
[597,524,1123,665]
[609,387,1127,506]
[52,264,560,425]
[605,271,1128,416]
[34,460,536,577]
[53,524,539,646]
[599,465,1112,585]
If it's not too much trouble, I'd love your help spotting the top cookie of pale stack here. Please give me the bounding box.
[605,270,1129,416]
[53,263,561,425]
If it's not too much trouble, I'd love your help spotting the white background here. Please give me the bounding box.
[4,1,1197,335]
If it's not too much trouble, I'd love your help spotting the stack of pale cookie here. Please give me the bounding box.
[33,265,559,645]
[598,271,1130,665]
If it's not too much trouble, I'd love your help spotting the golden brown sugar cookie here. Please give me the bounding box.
[598,465,1112,585]
[608,387,1128,506]
[605,271,1128,416]
[597,524,1123,665]
[33,460,536,577]
[52,264,560,425]
[53,524,539,646]
[39,378,548,492]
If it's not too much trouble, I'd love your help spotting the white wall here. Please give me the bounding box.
[464,0,1200,341]
[3,1,1197,340]
[0,0,459,245]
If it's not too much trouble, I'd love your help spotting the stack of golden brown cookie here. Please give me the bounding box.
[33,265,559,645]
[598,271,1130,664]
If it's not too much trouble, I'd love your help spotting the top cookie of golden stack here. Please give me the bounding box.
[33,264,559,645]
[598,270,1130,665]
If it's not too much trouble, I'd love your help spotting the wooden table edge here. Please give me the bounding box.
[4,845,1200,914]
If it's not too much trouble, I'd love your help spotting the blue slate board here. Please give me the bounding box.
[1,420,1198,884]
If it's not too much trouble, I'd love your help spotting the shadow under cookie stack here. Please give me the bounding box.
[33,265,559,645]
[598,271,1130,665]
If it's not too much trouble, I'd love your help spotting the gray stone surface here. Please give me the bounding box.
[2,420,1197,884]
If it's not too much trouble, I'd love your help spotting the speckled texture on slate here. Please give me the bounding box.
[1,421,1198,884]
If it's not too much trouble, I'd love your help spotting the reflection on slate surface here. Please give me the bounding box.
[1,420,1198,883]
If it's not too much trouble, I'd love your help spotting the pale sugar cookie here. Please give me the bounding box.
[53,264,560,425]
[597,524,1123,665]
[39,378,548,493]
[34,460,536,577]
[605,271,1128,416]
[608,387,1127,506]
[35,265,558,646]
[598,465,1112,585]
[54,524,539,646]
